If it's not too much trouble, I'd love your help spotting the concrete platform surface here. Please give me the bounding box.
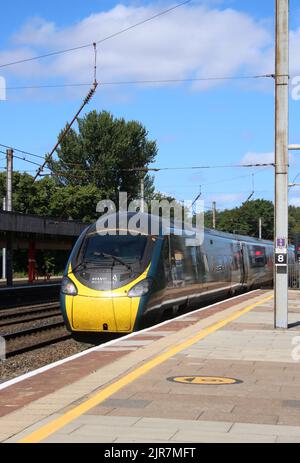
[0,289,300,443]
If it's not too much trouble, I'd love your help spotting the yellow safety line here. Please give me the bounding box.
[19,294,273,443]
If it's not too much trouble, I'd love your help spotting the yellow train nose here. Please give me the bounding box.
[72,296,137,332]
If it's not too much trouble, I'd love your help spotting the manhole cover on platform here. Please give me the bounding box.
[167,376,242,385]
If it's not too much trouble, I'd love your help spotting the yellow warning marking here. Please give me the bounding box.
[19,294,273,443]
[168,376,241,385]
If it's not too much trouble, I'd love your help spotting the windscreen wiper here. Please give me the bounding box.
[92,252,133,271]
[68,261,86,275]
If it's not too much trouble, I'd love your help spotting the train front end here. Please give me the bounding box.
[60,223,157,335]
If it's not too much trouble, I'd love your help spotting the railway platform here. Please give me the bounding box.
[0,289,300,443]
[0,277,62,288]
[0,281,61,310]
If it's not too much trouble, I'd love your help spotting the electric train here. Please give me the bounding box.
[60,212,293,337]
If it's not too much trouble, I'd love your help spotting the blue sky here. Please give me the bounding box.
[0,0,300,212]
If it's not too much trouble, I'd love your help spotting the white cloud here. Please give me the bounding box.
[1,3,299,98]
[0,3,275,89]
[12,17,56,46]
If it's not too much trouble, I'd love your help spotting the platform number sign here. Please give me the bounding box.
[275,251,287,266]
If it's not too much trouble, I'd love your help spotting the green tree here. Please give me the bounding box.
[288,206,300,242]
[48,110,157,205]
[0,172,59,215]
[0,111,157,222]
[48,183,102,222]
[204,199,275,240]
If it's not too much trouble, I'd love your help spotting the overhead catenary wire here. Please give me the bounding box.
[122,163,275,172]
[0,149,49,168]
[0,161,275,196]
[163,168,272,190]
[0,145,94,167]
[40,172,89,180]
[13,154,44,167]
[0,137,279,174]
[8,161,275,180]
[289,171,300,191]
[0,0,192,70]
[0,168,38,173]
[203,167,271,187]
[201,189,273,194]
[4,140,276,175]
[0,143,46,160]
[0,167,83,179]
[31,163,275,184]
[37,162,275,178]
[2,74,274,91]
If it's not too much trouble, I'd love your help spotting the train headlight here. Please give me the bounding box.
[128,279,152,298]
[61,277,78,296]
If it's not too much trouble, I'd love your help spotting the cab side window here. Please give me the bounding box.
[249,246,267,268]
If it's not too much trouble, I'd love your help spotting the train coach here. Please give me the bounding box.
[60,212,293,337]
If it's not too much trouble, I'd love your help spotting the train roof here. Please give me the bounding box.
[89,212,293,249]
[203,227,273,246]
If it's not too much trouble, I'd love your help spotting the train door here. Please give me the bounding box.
[144,236,172,317]
[169,235,194,307]
[240,242,249,287]
[229,242,242,288]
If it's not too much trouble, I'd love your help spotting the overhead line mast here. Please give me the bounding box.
[274,0,289,329]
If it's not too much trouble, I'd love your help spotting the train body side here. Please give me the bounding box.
[60,218,293,335]
[142,231,275,322]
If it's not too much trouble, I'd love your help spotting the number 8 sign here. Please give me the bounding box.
[275,253,287,265]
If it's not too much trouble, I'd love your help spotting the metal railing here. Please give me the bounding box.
[289,263,300,289]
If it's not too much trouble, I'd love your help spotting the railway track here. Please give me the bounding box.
[2,321,71,357]
[0,300,73,357]
[0,302,62,328]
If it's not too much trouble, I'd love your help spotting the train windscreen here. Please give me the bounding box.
[82,234,148,263]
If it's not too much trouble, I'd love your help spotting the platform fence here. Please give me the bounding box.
[289,263,300,289]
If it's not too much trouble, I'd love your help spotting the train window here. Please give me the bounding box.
[170,235,196,284]
[82,234,147,263]
[249,246,267,268]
